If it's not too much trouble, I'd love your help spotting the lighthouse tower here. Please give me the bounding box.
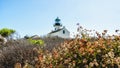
[54,17,62,30]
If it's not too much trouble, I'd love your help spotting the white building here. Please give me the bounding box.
[48,17,70,38]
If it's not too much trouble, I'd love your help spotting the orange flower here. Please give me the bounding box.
[86,42,91,46]
[49,64,53,68]
[14,63,21,68]
[38,54,43,62]
[53,50,59,59]
[79,38,85,43]
[88,48,94,54]
[79,47,85,53]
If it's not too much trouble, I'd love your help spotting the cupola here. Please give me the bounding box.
[54,17,62,30]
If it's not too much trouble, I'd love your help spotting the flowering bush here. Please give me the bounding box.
[33,26,120,68]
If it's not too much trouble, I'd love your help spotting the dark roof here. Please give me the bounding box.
[54,23,62,26]
[31,35,40,39]
[55,17,61,22]
[49,28,63,34]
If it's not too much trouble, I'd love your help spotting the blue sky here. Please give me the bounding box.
[0,0,120,37]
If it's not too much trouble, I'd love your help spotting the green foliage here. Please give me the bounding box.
[0,28,15,37]
[28,39,44,45]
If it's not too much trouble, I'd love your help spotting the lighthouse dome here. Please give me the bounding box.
[54,17,62,26]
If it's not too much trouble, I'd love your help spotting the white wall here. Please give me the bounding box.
[49,28,70,38]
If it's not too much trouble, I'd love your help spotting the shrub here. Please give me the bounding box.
[28,39,44,45]
[41,36,65,51]
[0,39,39,68]
[34,26,120,68]
[0,28,15,37]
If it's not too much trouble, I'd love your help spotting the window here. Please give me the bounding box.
[63,30,65,34]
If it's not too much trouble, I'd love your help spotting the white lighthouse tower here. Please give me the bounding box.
[54,17,62,30]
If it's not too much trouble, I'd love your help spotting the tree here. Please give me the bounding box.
[0,28,15,37]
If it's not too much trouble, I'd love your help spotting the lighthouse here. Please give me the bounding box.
[48,17,70,38]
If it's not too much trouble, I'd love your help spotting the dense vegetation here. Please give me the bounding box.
[0,27,120,68]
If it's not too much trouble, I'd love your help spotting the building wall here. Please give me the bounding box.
[49,28,70,38]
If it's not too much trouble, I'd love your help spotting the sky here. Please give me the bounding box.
[0,0,120,37]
